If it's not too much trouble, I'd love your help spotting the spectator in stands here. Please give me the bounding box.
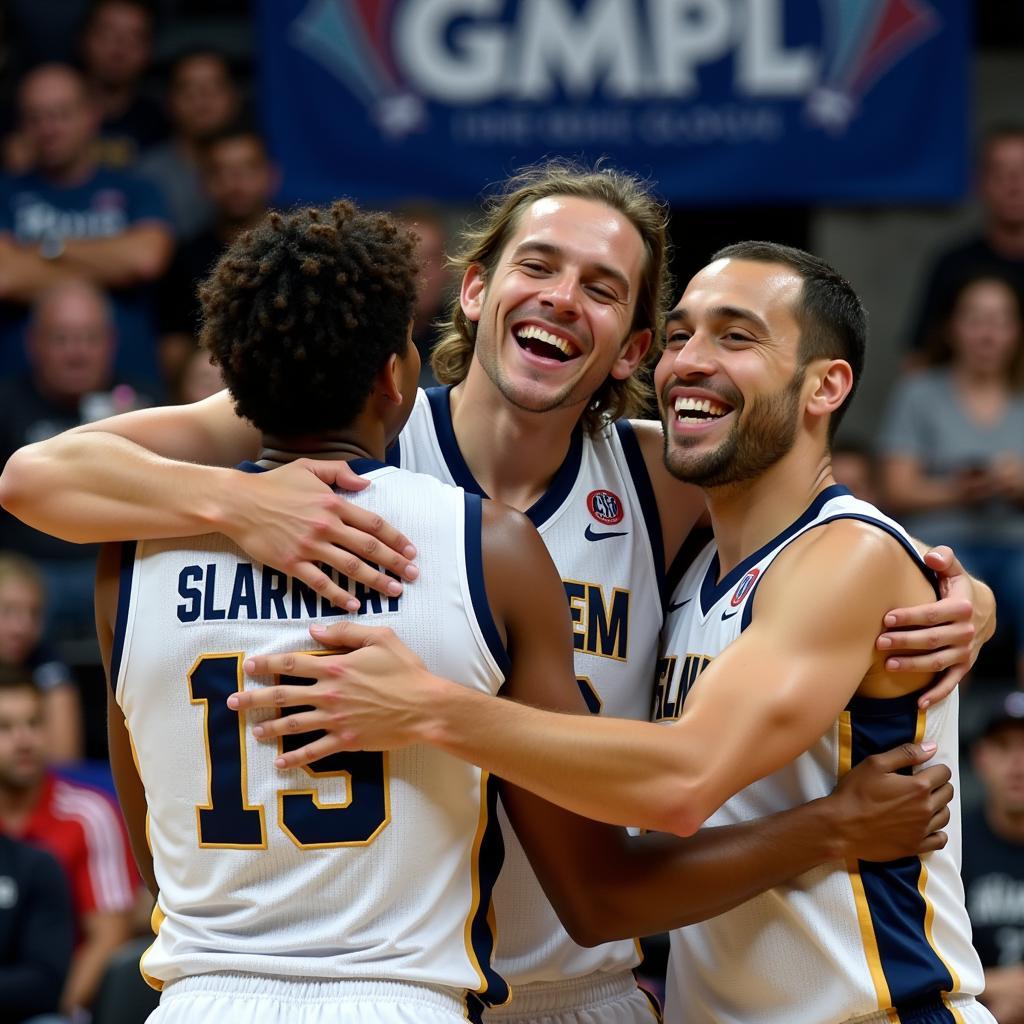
[0,673,136,1016]
[394,204,453,387]
[0,554,82,763]
[0,831,74,1023]
[78,0,167,167]
[909,124,1024,355]
[138,49,241,242]
[158,123,274,377]
[880,273,1024,685]
[0,280,149,645]
[0,63,173,385]
[963,690,1024,1023]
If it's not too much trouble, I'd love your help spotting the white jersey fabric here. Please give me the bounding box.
[111,460,509,1022]
[655,485,989,1024]
[389,387,666,989]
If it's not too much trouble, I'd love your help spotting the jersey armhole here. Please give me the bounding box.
[615,420,667,606]
[109,540,139,698]
[461,493,511,680]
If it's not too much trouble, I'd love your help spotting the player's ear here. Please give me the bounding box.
[460,263,487,323]
[609,328,651,381]
[376,353,403,405]
[805,359,852,419]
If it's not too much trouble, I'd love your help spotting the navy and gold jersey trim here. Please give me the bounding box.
[842,703,959,1015]
[425,385,584,528]
[464,773,509,1019]
[699,484,848,616]
[109,540,138,693]
[463,493,511,678]
[615,420,667,607]
[737,508,940,632]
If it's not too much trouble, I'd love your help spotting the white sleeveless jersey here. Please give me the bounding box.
[389,387,666,985]
[111,461,510,1021]
[655,485,984,1024]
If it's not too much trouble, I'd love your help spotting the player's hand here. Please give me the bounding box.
[829,742,951,863]
[876,545,994,708]
[226,459,419,612]
[227,623,437,766]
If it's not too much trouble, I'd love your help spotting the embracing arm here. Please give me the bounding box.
[0,391,418,607]
[237,509,951,944]
[0,390,259,541]
[265,521,933,834]
[481,506,950,942]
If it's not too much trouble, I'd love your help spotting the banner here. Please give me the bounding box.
[258,0,969,206]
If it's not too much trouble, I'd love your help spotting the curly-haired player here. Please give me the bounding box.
[96,200,532,1024]
[199,201,418,437]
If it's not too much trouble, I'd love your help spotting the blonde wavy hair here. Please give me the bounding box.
[431,160,671,434]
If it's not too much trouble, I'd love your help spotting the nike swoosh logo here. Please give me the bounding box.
[668,598,692,613]
[721,609,740,620]
[584,525,629,542]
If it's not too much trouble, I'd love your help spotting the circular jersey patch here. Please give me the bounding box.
[587,489,625,525]
[730,567,760,607]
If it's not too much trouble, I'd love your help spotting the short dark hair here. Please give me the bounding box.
[710,241,867,440]
[199,201,418,437]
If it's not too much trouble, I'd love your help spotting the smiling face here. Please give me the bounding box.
[460,195,651,418]
[656,258,819,488]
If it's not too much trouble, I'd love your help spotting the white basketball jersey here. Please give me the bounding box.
[655,485,984,1024]
[389,387,665,984]
[111,461,510,1021]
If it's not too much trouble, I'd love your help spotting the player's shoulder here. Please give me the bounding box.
[480,498,540,546]
[763,515,928,610]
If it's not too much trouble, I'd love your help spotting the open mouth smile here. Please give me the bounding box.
[514,324,582,364]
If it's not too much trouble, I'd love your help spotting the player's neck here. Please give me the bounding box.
[449,370,583,514]
[705,446,834,577]
[256,430,385,468]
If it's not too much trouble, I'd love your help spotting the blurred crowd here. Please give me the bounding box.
[0,2,1020,1022]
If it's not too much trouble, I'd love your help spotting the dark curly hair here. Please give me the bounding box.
[199,201,418,436]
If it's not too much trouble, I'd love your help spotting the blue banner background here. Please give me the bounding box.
[258,0,969,206]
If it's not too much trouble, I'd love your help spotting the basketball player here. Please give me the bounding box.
[98,204,953,1024]
[4,163,990,1024]
[243,243,993,1024]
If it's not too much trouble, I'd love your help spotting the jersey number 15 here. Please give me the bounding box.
[189,653,390,849]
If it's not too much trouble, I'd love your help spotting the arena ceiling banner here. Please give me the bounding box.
[258,0,969,205]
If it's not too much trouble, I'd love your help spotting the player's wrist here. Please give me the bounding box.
[807,795,854,861]
[206,465,256,537]
[417,674,486,750]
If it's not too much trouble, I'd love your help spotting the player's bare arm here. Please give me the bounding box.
[233,501,951,942]
[0,391,419,609]
[631,416,993,706]
[472,501,953,943]
[96,543,157,897]
[234,518,941,835]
